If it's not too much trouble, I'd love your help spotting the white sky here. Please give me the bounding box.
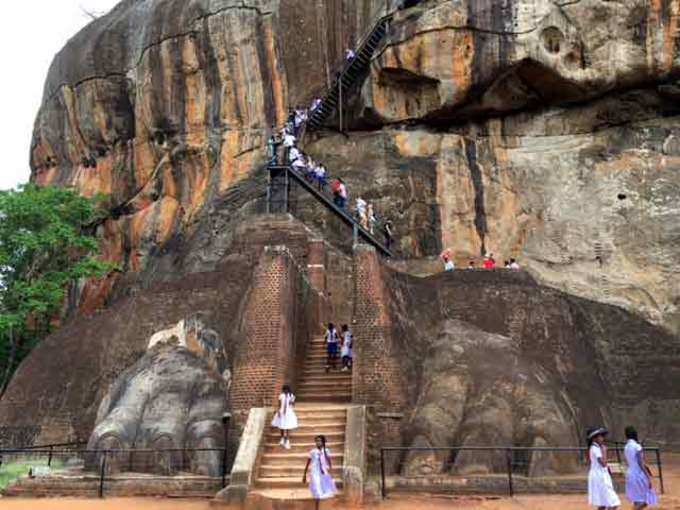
[0,0,120,191]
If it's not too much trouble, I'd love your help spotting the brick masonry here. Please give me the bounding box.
[229,245,328,430]
[351,245,407,448]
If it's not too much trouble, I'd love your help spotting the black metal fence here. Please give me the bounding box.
[380,445,665,499]
[0,446,229,498]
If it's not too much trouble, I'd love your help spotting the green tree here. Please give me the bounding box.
[0,184,111,396]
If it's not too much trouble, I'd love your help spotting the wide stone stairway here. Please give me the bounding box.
[252,336,352,497]
[297,335,352,402]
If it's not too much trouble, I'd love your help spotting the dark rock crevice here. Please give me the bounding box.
[463,138,487,256]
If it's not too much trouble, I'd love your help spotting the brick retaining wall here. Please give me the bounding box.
[351,246,407,449]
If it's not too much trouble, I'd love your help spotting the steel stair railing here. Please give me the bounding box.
[307,14,393,131]
[267,164,394,257]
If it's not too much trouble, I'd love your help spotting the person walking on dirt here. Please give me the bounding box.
[624,426,658,509]
[587,427,621,510]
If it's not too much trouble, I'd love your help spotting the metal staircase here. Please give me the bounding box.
[266,165,393,257]
[306,15,392,132]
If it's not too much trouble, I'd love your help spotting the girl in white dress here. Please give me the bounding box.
[303,435,337,509]
[340,324,353,371]
[624,426,657,509]
[587,427,621,510]
[271,385,298,449]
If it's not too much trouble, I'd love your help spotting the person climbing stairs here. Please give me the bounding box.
[252,335,352,496]
[306,15,392,132]
[297,335,352,402]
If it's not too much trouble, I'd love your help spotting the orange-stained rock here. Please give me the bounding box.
[25,1,680,333]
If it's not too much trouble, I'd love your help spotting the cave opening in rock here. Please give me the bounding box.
[618,193,627,200]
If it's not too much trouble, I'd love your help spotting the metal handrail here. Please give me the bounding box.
[268,165,393,257]
[379,445,665,499]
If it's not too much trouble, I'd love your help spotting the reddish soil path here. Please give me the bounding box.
[3,454,679,510]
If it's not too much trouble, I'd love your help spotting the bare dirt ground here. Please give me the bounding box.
[3,455,679,510]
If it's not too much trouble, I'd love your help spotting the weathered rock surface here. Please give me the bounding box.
[385,270,680,465]
[307,89,680,333]
[404,320,576,476]
[87,318,229,475]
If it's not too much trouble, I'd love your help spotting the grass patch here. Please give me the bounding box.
[0,457,64,491]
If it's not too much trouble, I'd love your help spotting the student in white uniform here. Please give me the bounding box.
[587,427,621,510]
[271,384,298,449]
[624,426,658,509]
[340,324,353,371]
[303,435,337,509]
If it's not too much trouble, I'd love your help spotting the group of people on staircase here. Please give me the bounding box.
[267,106,396,253]
[271,385,338,505]
[324,323,353,372]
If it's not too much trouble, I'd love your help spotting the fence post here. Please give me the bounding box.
[655,448,665,494]
[614,442,621,464]
[47,445,54,467]
[222,412,231,488]
[506,448,514,497]
[353,223,358,248]
[380,448,386,499]
[98,450,107,498]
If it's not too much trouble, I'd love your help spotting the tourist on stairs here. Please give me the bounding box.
[384,219,394,251]
[331,178,348,209]
[587,427,621,510]
[367,203,376,234]
[310,97,322,113]
[282,129,297,162]
[345,48,356,61]
[341,324,353,371]
[509,258,520,271]
[303,435,337,508]
[355,197,367,226]
[267,127,280,165]
[314,164,327,190]
[271,384,298,450]
[325,323,340,372]
[624,426,658,509]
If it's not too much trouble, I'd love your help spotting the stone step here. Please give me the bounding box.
[292,408,347,417]
[296,391,351,398]
[297,380,351,388]
[259,465,343,479]
[292,404,349,413]
[298,374,352,382]
[301,369,352,376]
[263,442,345,455]
[262,454,345,466]
[267,421,345,431]
[255,477,344,489]
[265,431,344,442]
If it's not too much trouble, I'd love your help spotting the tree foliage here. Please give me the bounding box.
[0,184,111,396]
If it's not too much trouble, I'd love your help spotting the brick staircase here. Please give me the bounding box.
[251,336,352,499]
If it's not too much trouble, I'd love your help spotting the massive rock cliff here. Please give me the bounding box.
[3,0,680,447]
